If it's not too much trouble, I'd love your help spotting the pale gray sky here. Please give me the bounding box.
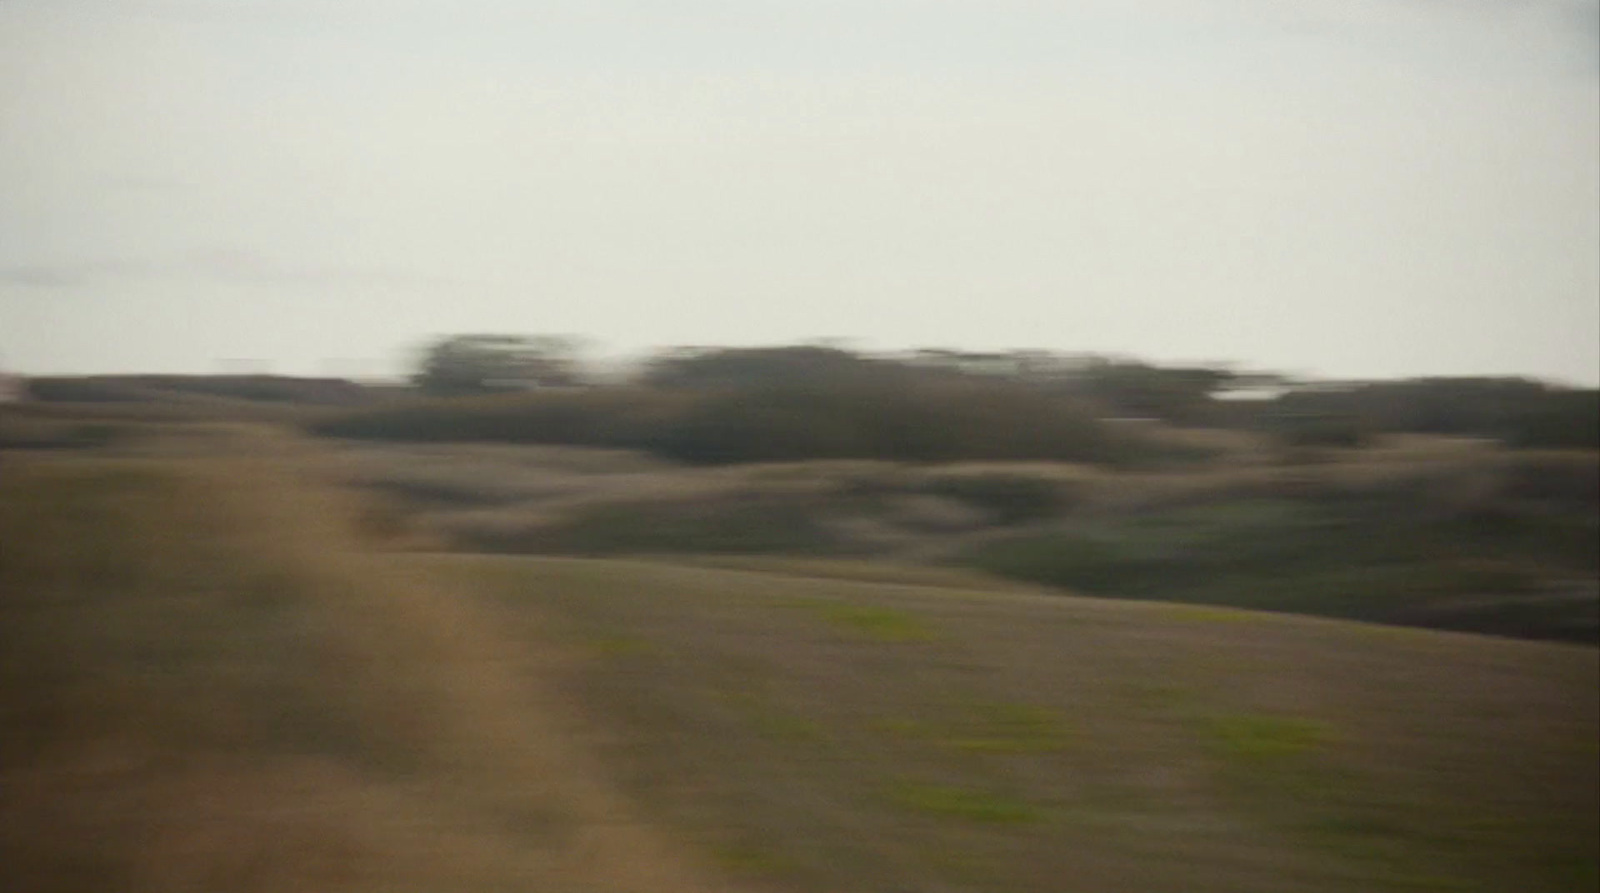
[2,0,1597,383]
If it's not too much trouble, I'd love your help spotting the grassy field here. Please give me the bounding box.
[2,408,1596,891]
[451,554,1599,893]
[0,448,729,893]
[318,436,1600,643]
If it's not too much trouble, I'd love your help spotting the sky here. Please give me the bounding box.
[2,0,1597,384]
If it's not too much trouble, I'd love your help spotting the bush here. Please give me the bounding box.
[1507,390,1600,449]
[468,496,848,556]
[916,472,1073,524]
[1264,378,1597,449]
[27,375,376,406]
[24,377,149,402]
[1498,452,1600,507]
[1270,413,1372,450]
[307,381,1150,467]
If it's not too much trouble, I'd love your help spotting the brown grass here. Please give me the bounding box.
[459,555,1599,893]
[4,419,1594,892]
[0,447,731,892]
[323,436,1596,563]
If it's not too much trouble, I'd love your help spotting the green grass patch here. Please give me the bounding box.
[519,497,848,555]
[1205,712,1331,765]
[710,842,796,876]
[884,779,1041,824]
[716,690,828,743]
[872,716,932,738]
[874,704,1072,753]
[959,493,1600,644]
[949,703,1074,754]
[797,600,936,642]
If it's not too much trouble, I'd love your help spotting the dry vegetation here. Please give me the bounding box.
[455,555,1600,893]
[2,389,1595,892]
[0,441,729,893]
[322,434,1598,642]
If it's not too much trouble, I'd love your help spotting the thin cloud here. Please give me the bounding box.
[0,249,457,290]
[0,259,152,288]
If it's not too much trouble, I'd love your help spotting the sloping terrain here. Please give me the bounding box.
[329,436,1600,643]
[452,555,1600,893]
[2,423,1594,893]
[0,453,728,893]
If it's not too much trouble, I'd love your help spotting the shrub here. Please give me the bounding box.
[916,472,1072,524]
[1498,452,1600,507]
[465,496,848,556]
[1270,413,1372,450]
[1507,391,1600,449]
[27,375,376,406]
[307,381,1146,467]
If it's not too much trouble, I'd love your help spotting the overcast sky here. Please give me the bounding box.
[2,0,1597,383]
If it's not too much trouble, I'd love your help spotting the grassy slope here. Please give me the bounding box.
[449,555,1600,893]
[324,436,1598,644]
[4,412,1594,892]
[961,495,1600,643]
[0,452,727,893]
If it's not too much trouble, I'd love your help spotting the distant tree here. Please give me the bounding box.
[638,345,887,390]
[1252,377,1598,449]
[1057,358,1246,425]
[412,335,584,396]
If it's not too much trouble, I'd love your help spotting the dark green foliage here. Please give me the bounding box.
[311,338,1598,466]
[640,345,888,390]
[1066,357,1244,426]
[1499,451,1600,507]
[1507,389,1600,449]
[1270,413,1374,450]
[24,377,149,402]
[653,378,1125,465]
[412,334,584,396]
[307,388,683,448]
[1265,378,1599,449]
[902,351,1282,427]
[961,495,1599,643]
[25,374,376,406]
[916,473,1074,524]
[307,380,1164,467]
[467,497,849,556]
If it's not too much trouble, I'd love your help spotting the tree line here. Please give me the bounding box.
[293,334,1600,462]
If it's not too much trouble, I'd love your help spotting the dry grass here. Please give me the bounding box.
[329,435,1592,545]
[4,418,1595,892]
[654,555,1042,591]
[314,439,1599,642]
[459,555,1599,893]
[0,448,730,893]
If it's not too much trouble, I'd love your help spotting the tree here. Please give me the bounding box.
[638,345,884,390]
[1063,358,1241,425]
[412,335,583,396]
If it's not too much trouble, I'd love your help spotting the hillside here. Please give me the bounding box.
[328,436,1599,644]
[0,450,727,893]
[1,419,1595,892]
[447,554,1599,893]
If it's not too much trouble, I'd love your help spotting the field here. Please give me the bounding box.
[0,446,723,893]
[456,554,1598,893]
[317,433,1600,644]
[2,397,1597,891]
